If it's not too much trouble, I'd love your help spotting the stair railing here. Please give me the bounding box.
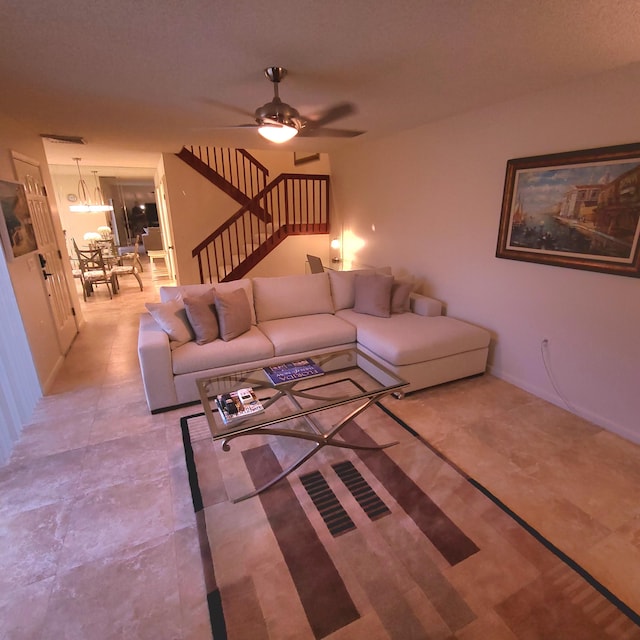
[177,146,269,202]
[193,174,330,282]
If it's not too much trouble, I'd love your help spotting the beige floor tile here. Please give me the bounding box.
[0,502,71,590]
[46,536,183,640]
[2,256,638,639]
[0,576,54,640]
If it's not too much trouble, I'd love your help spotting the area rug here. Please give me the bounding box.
[180,377,640,640]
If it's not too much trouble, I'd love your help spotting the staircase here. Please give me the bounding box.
[177,146,330,283]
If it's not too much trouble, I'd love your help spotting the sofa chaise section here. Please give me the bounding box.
[337,308,490,393]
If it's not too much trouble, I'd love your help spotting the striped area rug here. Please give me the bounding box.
[180,378,640,640]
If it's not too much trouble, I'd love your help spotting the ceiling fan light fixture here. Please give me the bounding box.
[258,123,298,143]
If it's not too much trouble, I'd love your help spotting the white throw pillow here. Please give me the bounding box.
[145,299,194,347]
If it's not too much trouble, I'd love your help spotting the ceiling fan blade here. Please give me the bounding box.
[199,98,256,120]
[306,102,357,128]
[194,124,260,131]
[298,127,365,138]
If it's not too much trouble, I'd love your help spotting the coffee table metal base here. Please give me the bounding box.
[223,388,397,503]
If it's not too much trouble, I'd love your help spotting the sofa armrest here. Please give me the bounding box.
[409,292,443,317]
[138,313,178,411]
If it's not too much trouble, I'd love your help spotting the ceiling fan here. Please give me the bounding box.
[215,66,365,143]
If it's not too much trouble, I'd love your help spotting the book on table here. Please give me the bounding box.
[216,388,264,424]
[263,358,324,386]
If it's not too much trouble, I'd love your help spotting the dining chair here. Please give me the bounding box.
[73,239,114,300]
[109,242,143,293]
[95,238,120,268]
[306,254,325,273]
[119,235,144,272]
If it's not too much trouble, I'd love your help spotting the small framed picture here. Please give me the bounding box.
[0,179,38,261]
[293,151,320,166]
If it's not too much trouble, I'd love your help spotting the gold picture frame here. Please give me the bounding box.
[496,143,640,278]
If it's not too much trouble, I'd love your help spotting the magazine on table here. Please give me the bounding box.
[216,388,264,424]
[263,358,324,386]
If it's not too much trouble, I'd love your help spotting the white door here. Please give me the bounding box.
[156,176,176,279]
[12,152,78,354]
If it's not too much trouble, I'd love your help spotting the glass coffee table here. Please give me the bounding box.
[196,348,408,502]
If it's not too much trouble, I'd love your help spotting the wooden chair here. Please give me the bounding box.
[109,238,143,293]
[119,235,144,272]
[95,238,120,268]
[73,239,114,300]
[306,254,325,273]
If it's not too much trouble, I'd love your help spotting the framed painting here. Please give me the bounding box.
[496,142,640,278]
[293,151,320,166]
[0,179,38,261]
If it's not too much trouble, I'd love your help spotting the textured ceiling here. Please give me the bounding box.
[2,0,640,168]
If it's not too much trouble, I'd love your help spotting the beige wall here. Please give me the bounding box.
[162,149,333,284]
[330,63,640,444]
[0,113,70,390]
[0,113,72,460]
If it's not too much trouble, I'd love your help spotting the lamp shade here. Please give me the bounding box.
[83,231,101,243]
[258,124,298,143]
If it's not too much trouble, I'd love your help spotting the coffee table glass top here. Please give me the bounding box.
[196,347,407,439]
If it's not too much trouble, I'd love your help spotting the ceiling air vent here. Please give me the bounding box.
[39,134,87,145]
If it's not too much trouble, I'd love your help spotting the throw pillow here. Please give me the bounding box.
[145,299,195,346]
[353,273,394,318]
[391,279,413,314]
[214,286,252,341]
[183,289,219,345]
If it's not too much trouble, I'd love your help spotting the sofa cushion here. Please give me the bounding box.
[253,272,334,322]
[337,310,490,366]
[183,290,219,345]
[160,279,256,324]
[353,273,393,317]
[328,267,393,311]
[391,279,414,314]
[171,326,274,375]
[145,299,194,347]
[214,287,252,341]
[258,314,356,357]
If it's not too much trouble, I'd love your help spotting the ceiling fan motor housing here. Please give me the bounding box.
[255,99,301,128]
[256,66,301,128]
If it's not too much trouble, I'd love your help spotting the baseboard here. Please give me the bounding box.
[487,364,640,445]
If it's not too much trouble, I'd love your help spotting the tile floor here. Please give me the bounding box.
[1,258,639,639]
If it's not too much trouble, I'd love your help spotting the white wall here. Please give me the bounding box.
[330,63,640,444]
[245,234,330,278]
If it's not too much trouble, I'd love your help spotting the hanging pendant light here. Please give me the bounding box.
[69,157,113,212]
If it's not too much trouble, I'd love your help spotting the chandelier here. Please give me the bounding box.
[69,157,113,212]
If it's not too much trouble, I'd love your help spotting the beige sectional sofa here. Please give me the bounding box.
[137,270,491,412]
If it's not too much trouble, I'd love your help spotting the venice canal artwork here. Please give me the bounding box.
[507,159,640,261]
